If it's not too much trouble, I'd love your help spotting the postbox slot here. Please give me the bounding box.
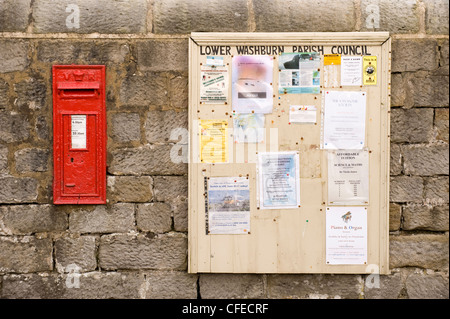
[57,82,100,98]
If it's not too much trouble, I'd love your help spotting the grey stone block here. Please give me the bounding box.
[0,204,67,235]
[404,75,449,107]
[107,175,153,203]
[423,0,450,34]
[153,0,249,34]
[145,110,188,144]
[0,145,7,171]
[0,80,8,109]
[143,271,198,299]
[109,145,187,176]
[390,108,434,143]
[55,236,97,273]
[390,234,449,270]
[200,274,264,299]
[14,78,47,110]
[137,40,188,72]
[153,176,188,202]
[32,0,148,34]
[169,75,188,109]
[406,271,449,299]
[403,204,449,231]
[0,40,29,73]
[137,202,172,233]
[390,144,403,175]
[0,0,32,32]
[14,148,50,173]
[99,233,187,270]
[253,0,355,32]
[435,108,449,142]
[360,0,419,33]
[403,144,449,176]
[424,176,449,205]
[120,72,169,107]
[0,236,52,273]
[389,203,402,231]
[110,112,141,143]
[0,111,30,143]
[69,203,135,234]
[390,176,424,203]
[364,271,403,299]
[0,176,38,203]
[392,39,439,72]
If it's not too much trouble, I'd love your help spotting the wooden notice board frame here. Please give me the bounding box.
[188,32,391,274]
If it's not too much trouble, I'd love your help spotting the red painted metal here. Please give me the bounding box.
[53,65,106,204]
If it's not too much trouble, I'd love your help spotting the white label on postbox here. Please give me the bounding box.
[71,115,86,149]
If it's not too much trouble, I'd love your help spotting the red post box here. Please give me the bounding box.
[52,65,106,204]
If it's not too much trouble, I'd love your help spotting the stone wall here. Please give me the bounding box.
[0,0,448,299]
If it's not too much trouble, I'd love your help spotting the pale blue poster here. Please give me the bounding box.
[258,152,300,210]
[233,113,265,143]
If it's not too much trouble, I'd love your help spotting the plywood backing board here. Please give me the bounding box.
[188,32,391,274]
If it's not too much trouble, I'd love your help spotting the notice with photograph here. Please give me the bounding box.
[208,177,251,234]
[328,150,369,205]
[322,91,367,150]
[200,120,228,163]
[326,206,367,265]
[233,113,265,143]
[232,55,273,114]
[289,105,317,124]
[258,152,300,210]
[279,52,320,94]
[341,56,362,86]
[200,66,228,104]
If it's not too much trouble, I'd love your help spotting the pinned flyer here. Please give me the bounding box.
[279,52,320,94]
[200,66,228,104]
[363,56,377,85]
[326,206,367,265]
[206,56,224,66]
[341,56,363,86]
[199,120,228,163]
[289,105,317,124]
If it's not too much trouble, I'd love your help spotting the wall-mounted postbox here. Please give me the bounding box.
[53,65,106,204]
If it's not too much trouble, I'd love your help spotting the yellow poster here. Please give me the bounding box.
[363,56,377,85]
[324,54,341,65]
[200,120,228,163]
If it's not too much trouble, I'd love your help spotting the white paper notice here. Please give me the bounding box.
[200,66,228,104]
[327,150,369,205]
[323,91,367,150]
[258,152,300,210]
[326,206,367,265]
[341,56,363,86]
[208,177,250,234]
[71,115,86,149]
[289,105,317,124]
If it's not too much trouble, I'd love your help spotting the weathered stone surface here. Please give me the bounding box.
[120,72,168,107]
[99,233,187,270]
[107,176,153,203]
[389,203,402,231]
[390,108,434,143]
[14,78,47,110]
[0,80,8,109]
[423,0,450,34]
[169,75,188,109]
[0,176,38,203]
[145,110,188,143]
[435,108,449,142]
[0,40,29,73]
[405,271,449,299]
[0,0,31,32]
[143,271,198,299]
[153,176,188,202]
[360,0,419,33]
[0,236,52,273]
[404,75,449,107]
[390,144,402,175]
[55,236,97,273]
[390,234,449,270]
[32,0,147,34]
[424,176,449,204]
[364,271,403,299]
[137,40,188,72]
[403,144,449,176]
[1,272,144,299]
[390,73,404,107]
[403,204,449,231]
[173,200,188,232]
[0,111,30,143]
[200,274,264,299]
[35,115,49,141]
[136,203,172,233]
[390,176,423,203]
[110,112,141,143]
[109,145,187,175]
[392,39,439,72]
[69,203,135,234]
[0,145,7,171]
[0,204,67,235]
[267,274,362,299]
[37,40,130,64]
[14,148,50,173]
[153,0,248,34]
[253,0,355,32]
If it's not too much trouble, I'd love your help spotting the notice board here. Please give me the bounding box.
[188,32,391,274]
